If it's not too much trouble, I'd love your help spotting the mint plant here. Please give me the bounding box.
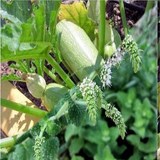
[0,0,156,160]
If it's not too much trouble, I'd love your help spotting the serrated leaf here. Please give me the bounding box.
[2,42,51,62]
[58,2,95,40]
[45,121,61,136]
[69,138,84,156]
[41,137,59,160]
[8,138,34,160]
[68,99,86,126]
[1,74,21,81]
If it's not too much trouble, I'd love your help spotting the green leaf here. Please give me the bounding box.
[71,156,84,160]
[68,99,86,126]
[94,145,116,160]
[8,138,34,160]
[41,137,59,160]
[1,74,21,81]
[0,9,21,24]
[45,121,61,136]
[69,138,84,156]
[1,0,32,22]
[58,2,95,40]
[127,135,156,153]
[2,42,51,62]
[1,23,21,51]
[32,6,45,41]
[80,120,110,144]
[87,0,100,24]
[65,124,79,142]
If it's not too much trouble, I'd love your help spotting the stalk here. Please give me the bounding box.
[99,0,106,58]
[119,0,128,36]
[0,137,16,148]
[145,0,154,13]
[1,99,47,118]
[43,66,63,84]
[0,131,30,148]
[45,54,75,88]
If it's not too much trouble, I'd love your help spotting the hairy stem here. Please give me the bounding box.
[98,0,106,58]
[1,99,47,118]
[119,0,128,36]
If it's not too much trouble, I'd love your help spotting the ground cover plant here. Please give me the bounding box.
[0,0,157,159]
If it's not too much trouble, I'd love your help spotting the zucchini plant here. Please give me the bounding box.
[0,0,152,159]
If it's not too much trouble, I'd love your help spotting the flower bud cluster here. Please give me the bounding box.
[33,136,45,160]
[103,102,126,139]
[100,47,125,88]
[122,34,141,73]
[79,77,101,124]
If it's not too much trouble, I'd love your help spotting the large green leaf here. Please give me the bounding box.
[58,2,95,40]
[2,42,52,62]
[1,0,32,22]
[8,138,34,160]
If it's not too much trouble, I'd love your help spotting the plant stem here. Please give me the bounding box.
[0,131,30,148]
[0,136,16,148]
[98,0,106,58]
[46,54,75,88]
[43,66,63,84]
[119,0,128,36]
[1,99,47,118]
[145,0,154,13]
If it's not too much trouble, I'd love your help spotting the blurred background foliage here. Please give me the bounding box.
[63,8,157,160]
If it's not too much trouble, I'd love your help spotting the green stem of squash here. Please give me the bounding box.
[43,66,63,84]
[1,99,47,118]
[45,54,75,88]
[145,0,154,13]
[119,0,128,36]
[99,0,106,58]
[0,130,30,148]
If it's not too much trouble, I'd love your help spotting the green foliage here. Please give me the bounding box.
[59,2,96,40]
[69,138,84,156]
[41,137,59,160]
[7,138,34,160]
[1,0,32,22]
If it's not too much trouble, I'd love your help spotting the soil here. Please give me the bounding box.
[1,0,148,138]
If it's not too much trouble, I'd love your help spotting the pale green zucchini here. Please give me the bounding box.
[56,20,103,80]
[24,73,68,111]
[42,83,68,111]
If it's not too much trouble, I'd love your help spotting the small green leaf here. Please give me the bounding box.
[65,124,79,142]
[71,155,84,160]
[69,138,84,156]
[94,145,116,160]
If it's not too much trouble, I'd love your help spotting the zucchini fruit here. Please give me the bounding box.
[56,20,103,80]
[24,73,68,111]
